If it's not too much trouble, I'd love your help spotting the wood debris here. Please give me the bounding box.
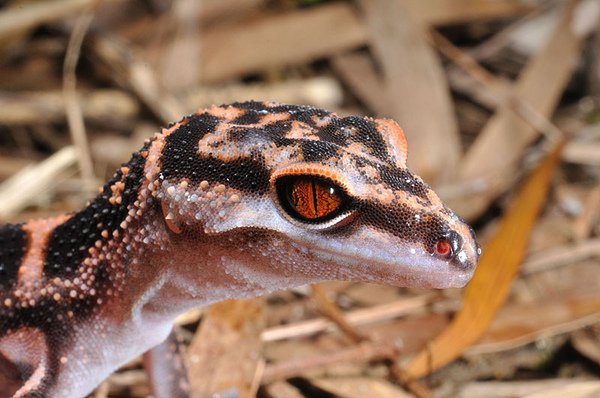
[1,0,599,397]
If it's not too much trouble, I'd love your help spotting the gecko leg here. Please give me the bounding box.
[142,328,190,398]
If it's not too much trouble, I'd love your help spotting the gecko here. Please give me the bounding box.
[0,101,480,398]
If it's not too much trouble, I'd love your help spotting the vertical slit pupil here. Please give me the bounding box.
[311,180,318,217]
[277,176,346,222]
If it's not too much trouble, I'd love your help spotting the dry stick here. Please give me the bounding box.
[386,360,434,398]
[0,0,119,37]
[262,341,397,384]
[249,358,266,398]
[0,90,138,126]
[563,141,600,166]
[90,34,185,124]
[261,294,433,342]
[466,4,549,61]
[309,286,433,398]
[522,237,600,275]
[572,186,600,240]
[63,3,98,182]
[0,147,77,219]
[92,380,110,398]
[311,285,366,343]
[429,29,565,145]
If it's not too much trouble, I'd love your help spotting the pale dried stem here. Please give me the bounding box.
[261,341,396,384]
[430,29,564,145]
[311,285,366,344]
[0,147,77,219]
[0,0,119,37]
[522,238,600,275]
[307,286,434,397]
[63,3,99,181]
[262,294,432,342]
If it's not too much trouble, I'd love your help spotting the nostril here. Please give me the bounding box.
[433,231,463,259]
[434,239,452,257]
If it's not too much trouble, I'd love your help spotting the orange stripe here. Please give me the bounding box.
[18,215,71,285]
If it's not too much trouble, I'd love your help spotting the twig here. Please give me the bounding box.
[522,238,600,275]
[63,2,99,181]
[0,147,77,219]
[92,380,110,398]
[466,4,549,61]
[89,34,185,124]
[385,360,433,398]
[261,294,432,342]
[185,77,343,110]
[308,286,433,397]
[250,358,266,398]
[0,90,138,126]
[261,341,397,384]
[573,185,600,240]
[311,285,365,343]
[0,0,119,37]
[429,29,565,145]
[563,141,600,166]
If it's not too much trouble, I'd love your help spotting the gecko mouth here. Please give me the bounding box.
[298,242,475,289]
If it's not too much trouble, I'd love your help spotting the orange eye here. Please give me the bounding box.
[276,176,347,222]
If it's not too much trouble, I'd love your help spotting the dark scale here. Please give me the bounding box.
[230,109,262,125]
[316,116,390,162]
[161,113,271,193]
[299,140,341,163]
[0,224,27,289]
[230,101,331,129]
[43,141,150,278]
[267,103,330,128]
[357,200,450,250]
[377,166,430,201]
[160,113,219,182]
[1,256,113,334]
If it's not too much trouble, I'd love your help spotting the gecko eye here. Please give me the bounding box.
[275,175,349,223]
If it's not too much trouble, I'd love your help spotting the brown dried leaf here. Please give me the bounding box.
[400,0,531,26]
[406,142,565,378]
[458,379,600,398]
[310,377,413,398]
[572,327,600,366]
[469,291,600,354]
[452,1,584,220]
[200,3,368,83]
[359,0,460,183]
[186,298,265,398]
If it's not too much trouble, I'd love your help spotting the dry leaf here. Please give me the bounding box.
[359,0,460,183]
[407,141,565,377]
[186,298,265,398]
[451,0,584,220]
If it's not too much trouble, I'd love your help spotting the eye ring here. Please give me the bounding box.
[275,175,352,224]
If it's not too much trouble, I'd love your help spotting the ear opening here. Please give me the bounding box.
[376,119,408,167]
[161,201,182,234]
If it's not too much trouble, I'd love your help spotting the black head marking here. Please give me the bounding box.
[0,224,27,289]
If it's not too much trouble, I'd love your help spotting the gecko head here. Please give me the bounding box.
[268,168,481,289]
[154,102,480,290]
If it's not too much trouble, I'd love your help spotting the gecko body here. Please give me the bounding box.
[0,102,480,397]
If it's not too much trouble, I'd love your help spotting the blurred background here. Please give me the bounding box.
[0,0,600,397]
